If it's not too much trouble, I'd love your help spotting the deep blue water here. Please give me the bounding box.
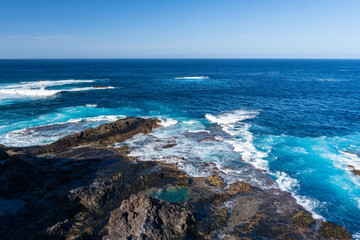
[0,59,359,237]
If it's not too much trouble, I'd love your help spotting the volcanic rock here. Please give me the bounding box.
[104,194,195,240]
[34,117,159,153]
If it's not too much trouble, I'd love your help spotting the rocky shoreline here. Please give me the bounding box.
[0,117,353,239]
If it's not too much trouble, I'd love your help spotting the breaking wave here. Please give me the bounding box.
[175,76,209,80]
[0,111,126,147]
[0,79,114,101]
[205,109,324,219]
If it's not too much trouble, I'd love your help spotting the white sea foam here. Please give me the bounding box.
[205,110,259,125]
[158,118,178,127]
[326,150,360,187]
[175,76,209,80]
[206,110,267,169]
[205,109,324,219]
[85,104,98,107]
[338,151,360,170]
[275,171,324,220]
[1,114,126,146]
[183,120,196,124]
[353,232,360,240]
[187,130,211,133]
[0,79,113,100]
[5,79,95,89]
[67,115,126,123]
[0,88,61,97]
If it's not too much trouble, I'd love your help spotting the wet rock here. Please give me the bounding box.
[34,117,160,154]
[159,165,190,187]
[206,174,225,188]
[46,219,72,239]
[104,194,195,240]
[226,182,253,196]
[0,146,9,161]
[351,169,360,176]
[162,143,177,148]
[320,221,353,239]
[348,165,360,176]
[292,210,316,228]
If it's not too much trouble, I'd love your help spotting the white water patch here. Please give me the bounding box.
[85,104,98,107]
[117,117,275,188]
[353,232,360,240]
[188,130,211,133]
[175,76,209,80]
[326,150,360,187]
[206,110,268,170]
[205,109,259,125]
[67,115,126,123]
[0,79,114,101]
[205,109,325,219]
[335,151,360,170]
[275,171,324,220]
[158,117,179,127]
[1,114,127,147]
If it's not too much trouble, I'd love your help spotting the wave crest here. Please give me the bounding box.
[175,76,209,80]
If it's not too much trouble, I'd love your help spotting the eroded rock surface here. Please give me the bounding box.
[32,117,160,154]
[104,194,195,240]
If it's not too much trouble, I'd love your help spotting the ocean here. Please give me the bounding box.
[0,59,359,237]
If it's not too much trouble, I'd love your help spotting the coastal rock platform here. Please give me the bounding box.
[0,117,353,239]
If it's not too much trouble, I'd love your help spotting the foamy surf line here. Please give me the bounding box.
[0,114,127,147]
[0,86,114,97]
[205,109,324,220]
[0,79,114,99]
[175,76,209,80]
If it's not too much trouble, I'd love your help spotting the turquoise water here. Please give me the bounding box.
[150,187,190,203]
[0,59,359,237]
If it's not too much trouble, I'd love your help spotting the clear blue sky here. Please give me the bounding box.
[1,0,360,59]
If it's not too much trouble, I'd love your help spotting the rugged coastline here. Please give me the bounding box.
[0,117,353,239]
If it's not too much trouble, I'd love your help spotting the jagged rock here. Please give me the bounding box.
[104,194,195,240]
[351,169,360,176]
[226,182,253,196]
[320,221,353,239]
[206,174,225,188]
[34,117,159,154]
[46,219,72,239]
[162,143,177,148]
[292,210,315,228]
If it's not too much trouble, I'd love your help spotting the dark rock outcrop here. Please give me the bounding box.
[320,221,353,239]
[32,117,159,154]
[104,194,195,240]
[0,145,9,161]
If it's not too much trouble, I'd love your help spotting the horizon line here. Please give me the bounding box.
[0,57,360,60]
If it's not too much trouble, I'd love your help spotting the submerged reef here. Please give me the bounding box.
[0,117,353,239]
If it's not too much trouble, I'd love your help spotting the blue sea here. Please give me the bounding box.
[0,59,359,237]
